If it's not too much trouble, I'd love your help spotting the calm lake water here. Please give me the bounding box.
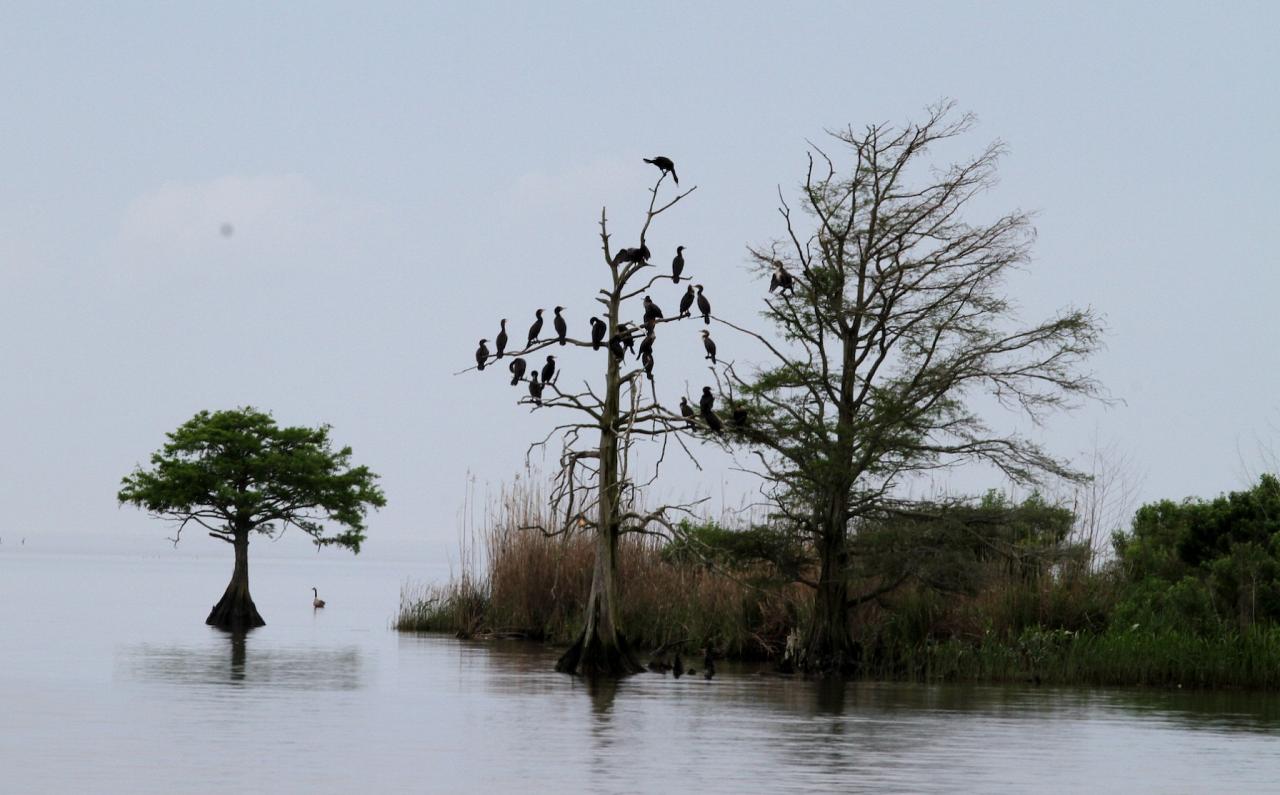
[3,544,1280,793]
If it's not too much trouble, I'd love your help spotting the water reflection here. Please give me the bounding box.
[119,629,363,690]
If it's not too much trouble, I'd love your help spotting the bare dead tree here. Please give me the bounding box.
[467,170,717,676]
[716,102,1106,674]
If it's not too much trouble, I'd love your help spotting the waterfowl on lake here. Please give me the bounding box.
[312,587,326,608]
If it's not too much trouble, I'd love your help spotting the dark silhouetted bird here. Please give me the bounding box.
[590,316,607,350]
[612,244,652,267]
[703,648,716,680]
[527,309,544,346]
[638,329,656,359]
[475,339,489,370]
[553,306,567,345]
[695,285,711,325]
[679,285,695,318]
[679,397,696,429]
[643,156,678,185]
[495,319,508,359]
[701,330,717,365]
[620,323,638,353]
[508,357,527,386]
[700,386,722,433]
[673,653,684,678]
[608,332,627,360]
[643,296,664,324]
[641,351,654,381]
[769,262,795,295]
[732,405,748,429]
[528,371,543,405]
[541,355,556,383]
[671,246,685,283]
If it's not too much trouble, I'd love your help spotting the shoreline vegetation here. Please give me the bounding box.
[398,475,1280,690]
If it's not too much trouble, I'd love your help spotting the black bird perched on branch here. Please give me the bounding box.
[608,332,627,360]
[680,397,695,429]
[508,357,527,386]
[643,296,664,324]
[695,285,711,325]
[590,316,606,350]
[541,355,557,383]
[527,309,544,346]
[638,329,656,359]
[475,339,489,371]
[495,319,508,358]
[732,405,748,429]
[643,156,678,185]
[527,371,543,405]
[641,351,654,381]
[553,306,567,345]
[769,262,795,295]
[620,323,638,354]
[679,285,695,318]
[611,243,652,267]
[701,330,717,365]
[699,386,722,433]
[672,246,685,283]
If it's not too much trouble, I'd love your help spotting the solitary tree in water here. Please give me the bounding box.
[721,103,1103,674]
[469,168,711,676]
[118,408,385,629]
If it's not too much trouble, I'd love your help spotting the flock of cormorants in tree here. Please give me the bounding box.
[470,155,797,434]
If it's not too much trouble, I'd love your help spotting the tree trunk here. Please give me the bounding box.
[799,512,857,676]
[206,533,265,629]
[555,287,643,677]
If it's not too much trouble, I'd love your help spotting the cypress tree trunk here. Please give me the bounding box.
[800,505,856,676]
[206,533,266,629]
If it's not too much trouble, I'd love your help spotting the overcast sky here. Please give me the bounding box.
[1,2,1276,559]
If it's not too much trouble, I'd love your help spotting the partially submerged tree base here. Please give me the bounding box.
[205,591,266,630]
[556,627,644,677]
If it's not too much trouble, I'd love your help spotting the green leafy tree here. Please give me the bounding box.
[720,103,1103,674]
[118,407,386,629]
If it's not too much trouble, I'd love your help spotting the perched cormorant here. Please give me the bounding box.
[672,246,685,283]
[590,316,607,350]
[475,339,489,371]
[495,319,508,359]
[641,351,654,381]
[638,329,655,359]
[620,323,638,353]
[612,245,652,266]
[508,357,527,386]
[769,262,795,295]
[679,285,695,318]
[643,296,664,324]
[643,156,679,185]
[541,355,557,383]
[528,371,543,405]
[527,309,544,346]
[701,330,717,365]
[553,306,567,345]
[700,386,722,433]
[679,396,696,430]
[608,332,627,360]
[732,405,748,429]
[695,285,712,325]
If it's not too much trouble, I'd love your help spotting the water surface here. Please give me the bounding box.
[3,545,1279,793]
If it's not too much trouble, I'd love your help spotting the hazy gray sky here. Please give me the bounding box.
[2,2,1276,558]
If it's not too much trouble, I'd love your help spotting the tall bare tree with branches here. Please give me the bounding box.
[468,168,714,676]
[718,103,1105,674]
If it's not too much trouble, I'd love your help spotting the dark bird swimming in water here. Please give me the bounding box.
[508,357,527,386]
[541,355,557,383]
[701,330,717,365]
[695,285,711,325]
[769,262,795,295]
[672,246,685,283]
[475,339,489,370]
[641,351,654,381]
[679,285,695,318]
[527,309,544,346]
[590,316,607,350]
[495,319,508,359]
[699,386,722,433]
[643,296,664,324]
[680,396,695,429]
[643,156,678,185]
[553,306,567,345]
[638,329,656,359]
[527,371,543,405]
